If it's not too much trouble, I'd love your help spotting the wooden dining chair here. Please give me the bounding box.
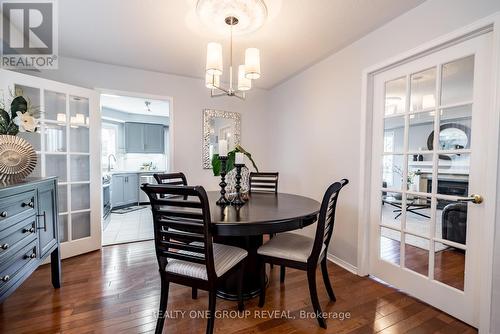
[141,184,248,334]
[249,172,279,194]
[153,171,199,298]
[249,172,279,269]
[257,179,349,329]
[153,172,188,186]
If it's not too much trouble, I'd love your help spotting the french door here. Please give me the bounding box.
[0,70,101,259]
[369,33,493,326]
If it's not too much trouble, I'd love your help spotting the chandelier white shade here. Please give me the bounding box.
[238,65,251,91]
[206,42,223,76]
[244,48,261,79]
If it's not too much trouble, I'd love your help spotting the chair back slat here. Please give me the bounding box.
[161,230,205,242]
[160,240,205,254]
[141,184,216,280]
[157,210,204,220]
[249,172,279,194]
[157,218,205,234]
[154,172,188,185]
[309,179,349,264]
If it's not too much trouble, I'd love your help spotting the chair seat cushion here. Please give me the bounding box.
[257,233,325,263]
[165,243,247,280]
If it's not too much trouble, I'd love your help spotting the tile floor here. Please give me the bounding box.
[102,206,154,245]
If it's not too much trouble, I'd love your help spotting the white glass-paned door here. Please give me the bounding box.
[0,70,101,259]
[369,33,492,327]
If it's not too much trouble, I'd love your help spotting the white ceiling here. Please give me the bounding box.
[59,0,426,89]
[101,94,170,117]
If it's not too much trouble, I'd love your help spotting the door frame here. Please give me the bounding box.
[0,69,102,259]
[97,88,174,172]
[358,12,500,333]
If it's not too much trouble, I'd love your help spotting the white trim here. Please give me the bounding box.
[359,12,500,334]
[327,252,358,275]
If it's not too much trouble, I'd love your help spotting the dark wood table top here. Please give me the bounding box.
[207,191,320,237]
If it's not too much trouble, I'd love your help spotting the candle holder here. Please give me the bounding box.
[216,156,230,206]
[231,163,245,206]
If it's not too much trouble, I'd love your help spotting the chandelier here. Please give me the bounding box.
[197,0,267,100]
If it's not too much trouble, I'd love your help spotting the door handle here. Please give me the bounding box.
[458,194,483,204]
[37,211,47,231]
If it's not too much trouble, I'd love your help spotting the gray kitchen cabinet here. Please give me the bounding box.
[111,175,125,207]
[124,123,144,153]
[144,124,165,153]
[125,122,164,153]
[111,174,139,208]
[123,174,139,204]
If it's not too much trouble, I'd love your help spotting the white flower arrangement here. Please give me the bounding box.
[13,111,38,132]
[0,89,39,135]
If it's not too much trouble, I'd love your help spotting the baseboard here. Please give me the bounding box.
[327,253,358,275]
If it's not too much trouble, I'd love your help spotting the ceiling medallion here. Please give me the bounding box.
[197,0,267,100]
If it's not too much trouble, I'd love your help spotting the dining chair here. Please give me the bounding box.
[257,179,349,329]
[153,171,201,298]
[249,172,279,269]
[249,172,279,194]
[141,184,248,334]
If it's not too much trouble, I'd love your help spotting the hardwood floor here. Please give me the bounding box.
[381,237,465,290]
[0,241,475,334]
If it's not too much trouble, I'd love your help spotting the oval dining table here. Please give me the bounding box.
[205,191,320,300]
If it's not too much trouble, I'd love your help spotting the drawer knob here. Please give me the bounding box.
[1,275,10,282]
[22,227,35,233]
[22,202,34,208]
[24,253,36,259]
[1,244,9,250]
[0,211,7,218]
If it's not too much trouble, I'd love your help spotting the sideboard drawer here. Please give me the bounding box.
[0,241,37,295]
[0,216,37,265]
[0,190,36,229]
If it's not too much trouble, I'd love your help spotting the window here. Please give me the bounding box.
[102,123,117,169]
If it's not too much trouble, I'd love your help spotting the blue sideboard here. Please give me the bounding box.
[0,177,61,303]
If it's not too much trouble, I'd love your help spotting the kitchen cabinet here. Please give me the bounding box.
[124,123,144,153]
[125,122,164,153]
[111,174,139,208]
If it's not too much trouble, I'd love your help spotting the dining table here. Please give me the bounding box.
[206,191,320,300]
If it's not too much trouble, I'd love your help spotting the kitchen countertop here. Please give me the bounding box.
[105,170,168,175]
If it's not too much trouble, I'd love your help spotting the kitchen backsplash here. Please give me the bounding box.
[116,153,167,171]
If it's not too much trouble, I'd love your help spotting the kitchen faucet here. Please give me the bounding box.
[107,154,117,172]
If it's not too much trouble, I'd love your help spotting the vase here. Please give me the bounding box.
[226,166,250,201]
[0,135,37,183]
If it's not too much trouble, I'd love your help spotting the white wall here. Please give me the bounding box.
[27,57,271,190]
[267,0,500,267]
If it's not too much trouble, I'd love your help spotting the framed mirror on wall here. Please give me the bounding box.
[202,109,241,169]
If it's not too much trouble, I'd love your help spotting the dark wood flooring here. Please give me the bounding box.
[380,237,465,290]
[0,241,475,333]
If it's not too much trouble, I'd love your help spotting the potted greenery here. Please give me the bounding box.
[211,145,259,197]
[211,144,259,176]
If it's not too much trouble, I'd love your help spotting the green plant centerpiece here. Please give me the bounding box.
[0,91,39,183]
[211,144,259,176]
[212,145,259,199]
